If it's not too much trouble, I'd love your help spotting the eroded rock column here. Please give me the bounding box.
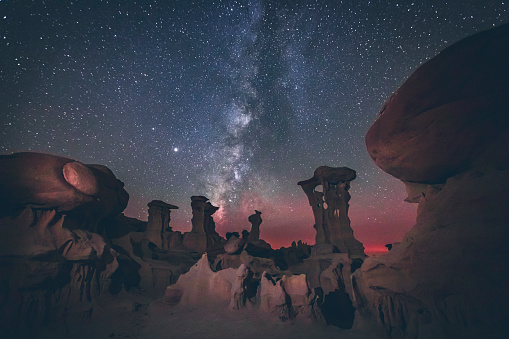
[146,200,178,249]
[298,166,365,257]
[183,196,222,253]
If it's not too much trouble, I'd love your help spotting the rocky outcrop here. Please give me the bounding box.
[298,166,365,257]
[356,23,509,338]
[214,250,282,278]
[259,272,288,319]
[0,152,129,233]
[166,253,323,322]
[183,196,224,253]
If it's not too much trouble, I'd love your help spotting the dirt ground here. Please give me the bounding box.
[8,292,378,339]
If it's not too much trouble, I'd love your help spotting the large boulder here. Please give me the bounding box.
[0,152,128,215]
[365,23,509,184]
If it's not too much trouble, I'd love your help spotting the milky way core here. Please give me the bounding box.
[1,0,507,254]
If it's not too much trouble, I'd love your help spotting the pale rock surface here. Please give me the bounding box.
[165,253,250,308]
[259,271,287,315]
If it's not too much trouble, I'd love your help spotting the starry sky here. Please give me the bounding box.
[1,0,508,254]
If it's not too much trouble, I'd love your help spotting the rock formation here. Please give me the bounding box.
[0,152,137,330]
[146,200,178,249]
[355,23,509,338]
[247,210,262,242]
[183,196,224,253]
[165,253,251,307]
[259,272,288,319]
[0,152,200,331]
[298,166,365,257]
[0,152,129,233]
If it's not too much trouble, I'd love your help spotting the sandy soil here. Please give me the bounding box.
[8,293,377,339]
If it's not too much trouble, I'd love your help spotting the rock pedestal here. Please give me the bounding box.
[146,200,178,249]
[298,166,365,257]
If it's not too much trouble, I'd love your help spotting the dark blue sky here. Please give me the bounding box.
[1,0,508,251]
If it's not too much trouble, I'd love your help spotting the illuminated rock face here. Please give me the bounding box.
[298,166,365,258]
[355,23,509,338]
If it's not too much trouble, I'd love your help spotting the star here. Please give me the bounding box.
[1,0,507,252]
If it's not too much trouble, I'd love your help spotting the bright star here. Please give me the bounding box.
[173,147,179,152]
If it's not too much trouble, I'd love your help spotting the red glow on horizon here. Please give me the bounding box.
[124,182,417,253]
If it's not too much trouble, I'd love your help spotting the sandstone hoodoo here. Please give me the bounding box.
[355,23,509,338]
[146,200,179,250]
[247,210,262,242]
[298,166,365,258]
[183,195,224,253]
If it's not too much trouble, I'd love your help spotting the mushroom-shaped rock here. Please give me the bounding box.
[366,23,509,184]
[298,166,365,257]
[355,24,509,337]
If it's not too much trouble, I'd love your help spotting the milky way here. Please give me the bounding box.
[1,0,508,252]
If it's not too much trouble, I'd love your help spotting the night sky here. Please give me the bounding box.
[1,1,508,253]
